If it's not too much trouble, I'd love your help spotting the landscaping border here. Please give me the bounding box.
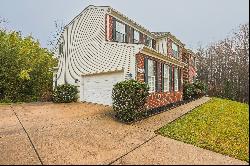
[118,96,204,124]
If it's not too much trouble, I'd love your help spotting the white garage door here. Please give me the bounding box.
[82,71,124,106]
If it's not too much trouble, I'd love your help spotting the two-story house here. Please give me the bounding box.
[53,5,191,108]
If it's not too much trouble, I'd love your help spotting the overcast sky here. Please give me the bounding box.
[0,0,249,50]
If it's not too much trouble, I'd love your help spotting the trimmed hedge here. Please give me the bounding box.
[52,84,79,103]
[112,80,149,123]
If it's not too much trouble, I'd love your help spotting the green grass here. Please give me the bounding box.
[156,98,249,162]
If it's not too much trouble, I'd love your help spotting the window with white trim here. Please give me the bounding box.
[172,43,179,58]
[115,21,126,42]
[163,64,170,92]
[134,30,140,43]
[148,59,155,92]
[174,67,179,91]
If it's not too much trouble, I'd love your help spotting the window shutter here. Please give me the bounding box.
[144,57,148,83]
[139,32,143,44]
[161,63,164,92]
[152,39,156,49]
[155,61,158,92]
[125,25,129,43]
[144,35,147,44]
[59,44,61,55]
[145,35,148,45]
[169,65,173,92]
[178,68,181,91]
[173,66,175,91]
[131,28,134,43]
[112,18,116,41]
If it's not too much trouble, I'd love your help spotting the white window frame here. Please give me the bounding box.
[172,43,179,58]
[115,21,126,43]
[163,64,170,92]
[134,30,140,43]
[148,59,155,92]
[174,67,179,91]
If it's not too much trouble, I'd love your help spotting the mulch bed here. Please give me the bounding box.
[119,96,203,124]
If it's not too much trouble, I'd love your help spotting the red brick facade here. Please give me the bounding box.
[136,53,183,109]
[182,49,197,83]
[105,14,187,109]
[167,38,173,57]
[182,50,189,82]
[167,37,183,60]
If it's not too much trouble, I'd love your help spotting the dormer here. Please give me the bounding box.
[152,32,185,61]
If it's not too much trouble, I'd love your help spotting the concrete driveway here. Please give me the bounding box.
[0,97,247,165]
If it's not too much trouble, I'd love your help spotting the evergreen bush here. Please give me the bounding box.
[112,80,149,123]
[52,84,79,103]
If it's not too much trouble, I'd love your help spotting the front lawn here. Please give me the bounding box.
[156,98,249,162]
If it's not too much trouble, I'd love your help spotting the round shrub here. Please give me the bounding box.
[183,80,208,100]
[193,80,208,96]
[183,82,195,100]
[52,84,79,103]
[112,80,149,123]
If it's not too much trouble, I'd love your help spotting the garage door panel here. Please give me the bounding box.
[82,71,124,105]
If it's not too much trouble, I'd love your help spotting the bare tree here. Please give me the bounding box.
[0,17,7,30]
[47,20,65,54]
[196,23,249,103]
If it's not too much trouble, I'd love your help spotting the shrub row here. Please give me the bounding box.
[112,80,207,123]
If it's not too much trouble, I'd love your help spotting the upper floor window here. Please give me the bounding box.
[115,21,126,43]
[134,30,140,44]
[145,36,152,48]
[172,43,179,58]
[156,39,167,55]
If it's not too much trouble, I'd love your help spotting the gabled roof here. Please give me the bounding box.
[151,32,185,47]
[151,32,170,38]
[141,46,186,68]
[58,5,186,47]
[108,6,156,39]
